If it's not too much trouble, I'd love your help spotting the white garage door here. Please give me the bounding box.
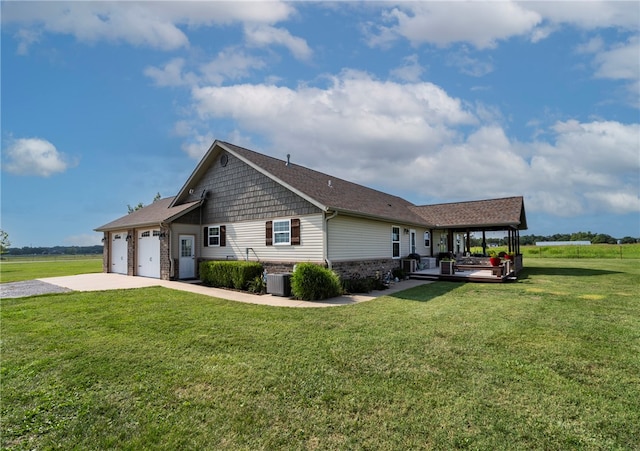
[111,232,128,275]
[137,229,160,278]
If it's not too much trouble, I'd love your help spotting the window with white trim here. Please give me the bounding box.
[424,231,430,247]
[392,226,401,259]
[273,219,291,245]
[207,226,221,246]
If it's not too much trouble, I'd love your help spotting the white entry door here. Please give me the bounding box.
[111,232,128,274]
[179,235,195,279]
[137,229,160,278]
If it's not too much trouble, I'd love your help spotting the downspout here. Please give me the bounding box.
[323,210,338,269]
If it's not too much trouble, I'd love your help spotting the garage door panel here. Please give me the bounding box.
[137,229,160,278]
[111,232,128,275]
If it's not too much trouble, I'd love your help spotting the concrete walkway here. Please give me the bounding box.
[34,273,431,308]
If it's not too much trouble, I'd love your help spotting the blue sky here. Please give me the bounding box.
[2,1,639,247]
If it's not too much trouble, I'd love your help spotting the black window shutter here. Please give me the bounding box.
[220,225,226,247]
[266,221,273,246]
[203,227,209,247]
[291,218,300,245]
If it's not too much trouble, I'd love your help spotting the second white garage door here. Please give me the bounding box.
[137,229,160,278]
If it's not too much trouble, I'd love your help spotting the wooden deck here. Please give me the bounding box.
[409,265,517,283]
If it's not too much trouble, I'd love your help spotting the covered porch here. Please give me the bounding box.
[408,196,528,282]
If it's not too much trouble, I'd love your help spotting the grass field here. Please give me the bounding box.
[2,258,639,449]
[471,243,640,259]
[0,257,102,283]
[521,243,640,259]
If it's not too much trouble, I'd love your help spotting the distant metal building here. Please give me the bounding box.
[535,241,591,246]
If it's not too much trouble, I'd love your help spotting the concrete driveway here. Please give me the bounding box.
[2,273,430,308]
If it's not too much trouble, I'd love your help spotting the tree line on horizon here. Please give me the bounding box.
[4,245,103,256]
[2,232,638,256]
[477,231,638,247]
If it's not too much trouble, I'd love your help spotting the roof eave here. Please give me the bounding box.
[95,200,203,232]
[432,222,523,231]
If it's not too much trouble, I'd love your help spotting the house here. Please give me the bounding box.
[96,140,527,281]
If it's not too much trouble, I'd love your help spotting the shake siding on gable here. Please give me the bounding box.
[178,151,321,224]
[200,214,325,262]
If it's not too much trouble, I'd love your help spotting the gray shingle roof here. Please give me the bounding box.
[95,197,201,231]
[135,140,527,232]
[220,142,429,225]
[410,196,527,230]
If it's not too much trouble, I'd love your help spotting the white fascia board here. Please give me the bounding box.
[170,141,222,208]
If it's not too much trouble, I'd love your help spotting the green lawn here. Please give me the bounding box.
[0,257,102,283]
[2,259,639,449]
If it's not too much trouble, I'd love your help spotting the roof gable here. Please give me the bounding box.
[173,140,427,225]
[95,197,201,231]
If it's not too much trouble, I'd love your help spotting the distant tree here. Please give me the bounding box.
[128,193,161,214]
[127,202,144,214]
[0,230,10,255]
[620,236,638,244]
[571,231,594,241]
[592,233,616,244]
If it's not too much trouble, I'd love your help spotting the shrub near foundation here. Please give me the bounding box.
[290,262,342,301]
[199,261,263,290]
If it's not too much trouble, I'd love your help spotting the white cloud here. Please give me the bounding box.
[526,120,640,215]
[3,137,75,177]
[584,191,640,215]
[447,48,494,77]
[367,1,638,49]
[576,36,605,55]
[185,70,638,218]
[191,71,477,170]
[14,28,40,55]
[3,1,296,52]
[200,49,267,85]
[527,1,640,31]
[144,49,267,88]
[390,54,425,82]
[181,132,216,160]
[144,58,194,87]
[369,2,541,49]
[575,35,639,107]
[592,36,640,81]
[244,24,312,61]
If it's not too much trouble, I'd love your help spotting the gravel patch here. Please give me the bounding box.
[1,280,73,299]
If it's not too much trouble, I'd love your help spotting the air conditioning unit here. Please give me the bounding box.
[266,273,292,297]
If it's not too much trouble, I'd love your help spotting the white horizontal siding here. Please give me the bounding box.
[200,214,324,262]
[327,215,434,261]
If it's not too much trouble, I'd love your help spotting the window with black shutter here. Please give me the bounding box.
[266,219,300,246]
[204,225,225,247]
[266,221,273,246]
[291,218,300,245]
